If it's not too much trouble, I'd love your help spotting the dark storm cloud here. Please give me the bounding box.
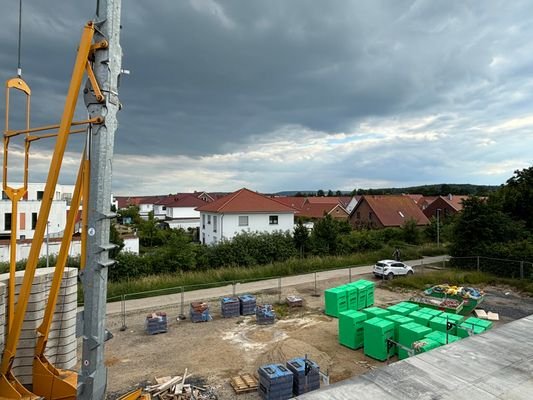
[0,0,532,192]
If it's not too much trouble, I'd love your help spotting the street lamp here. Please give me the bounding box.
[436,209,441,247]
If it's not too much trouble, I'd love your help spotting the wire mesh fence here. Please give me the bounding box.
[109,255,532,330]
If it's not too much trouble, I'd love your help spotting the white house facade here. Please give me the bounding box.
[197,188,296,245]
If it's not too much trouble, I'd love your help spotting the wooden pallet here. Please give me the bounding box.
[230,374,258,394]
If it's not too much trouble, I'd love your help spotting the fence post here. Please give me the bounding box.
[421,259,424,274]
[119,294,127,331]
[313,272,318,297]
[520,261,524,280]
[476,256,480,272]
[232,280,236,297]
[349,267,352,283]
[180,286,185,318]
[278,277,282,304]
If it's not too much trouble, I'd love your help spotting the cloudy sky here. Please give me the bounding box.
[0,0,532,195]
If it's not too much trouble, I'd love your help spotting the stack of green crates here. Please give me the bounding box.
[385,315,414,344]
[419,307,443,318]
[355,280,375,307]
[363,307,390,319]
[397,302,419,314]
[415,337,441,354]
[398,322,432,360]
[363,317,395,361]
[338,310,367,349]
[386,304,412,316]
[408,310,434,327]
[324,287,348,317]
[429,317,455,335]
[344,285,359,310]
[456,321,486,338]
[464,317,493,330]
[425,330,461,345]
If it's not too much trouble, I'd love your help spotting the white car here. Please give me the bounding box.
[373,259,414,279]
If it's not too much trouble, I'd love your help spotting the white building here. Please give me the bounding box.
[0,182,75,240]
[197,188,296,245]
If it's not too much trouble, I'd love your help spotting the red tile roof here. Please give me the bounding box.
[403,194,424,204]
[299,203,348,219]
[273,196,307,210]
[156,194,208,208]
[440,195,469,211]
[115,195,164,209]
[357,195,430,226]
[196,188,296,213]
[305,197,343,204]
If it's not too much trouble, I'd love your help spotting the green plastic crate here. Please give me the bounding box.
[385,315,414,340]
[397,302,420,313]
[363,317,395,361]
[398,322,433,360]
[363,307,390,319]
[344,286,359,310]
[429,316,458,335]
[419,307,443,318]
[357,280,375,307]
[386,305,411,316]
[464,317,493,330]
[425,330,461,345]
[457,322,486,338]
[408,310,434,327]
[338,310,367,349]
[414,337,441,354]
[324,287,347,317]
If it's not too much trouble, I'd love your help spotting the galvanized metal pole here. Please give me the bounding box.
[78,1,122,399]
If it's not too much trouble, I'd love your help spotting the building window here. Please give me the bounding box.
[213,215,218,232]
[208,215,211,224]
[369,212,373,220]
[162,206,166,211]
[32,213,38,230]
[356,212,360,219]
[1,191,8,200]
[269,215,278,225]
[238,216,248,226]
[4,213,11,230]
[37,191,44,200]
[202,214,205,229]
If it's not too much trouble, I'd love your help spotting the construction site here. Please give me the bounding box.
[1,1,533,400]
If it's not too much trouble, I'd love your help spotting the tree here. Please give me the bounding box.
[109,223,125,258]
[293,220,310,257]
[450,197,527,257]
[317,189,325,197]
[311,214,339,255]
[327,190,334,197]
[402,218,421,244]
[335,190,342,196]
[118,205,141,225]
[493,166,533,231]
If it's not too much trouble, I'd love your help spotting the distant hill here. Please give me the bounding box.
[274,184,498,197]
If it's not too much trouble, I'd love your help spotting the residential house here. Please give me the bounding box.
[417,196,439,211]
[156,194,208,230]
[196,188,296,245]
[298,199,349,221]
[423,194,470,220]
[349,195,430,229]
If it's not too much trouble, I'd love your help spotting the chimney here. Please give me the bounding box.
[448,193,452,200]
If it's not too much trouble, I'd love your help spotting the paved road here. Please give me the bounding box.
[106,255,447,315]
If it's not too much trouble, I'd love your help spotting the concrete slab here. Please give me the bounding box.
[299,315,533,400]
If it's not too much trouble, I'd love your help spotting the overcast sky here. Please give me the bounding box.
[0,0,532,195]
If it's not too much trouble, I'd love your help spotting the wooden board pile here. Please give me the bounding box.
[144,370,217,400]
[230,373,258,394]
[286,295,303,308]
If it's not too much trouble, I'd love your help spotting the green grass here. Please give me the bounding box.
[383,269,533,295]
[100,243,445,302]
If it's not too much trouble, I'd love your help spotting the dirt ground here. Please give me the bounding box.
[99,274,533,399]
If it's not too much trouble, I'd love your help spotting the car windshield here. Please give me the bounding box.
[376,262,387,267]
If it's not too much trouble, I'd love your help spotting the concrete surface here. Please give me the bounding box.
[298,314,533,399]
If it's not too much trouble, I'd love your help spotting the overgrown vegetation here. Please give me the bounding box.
[449,166,533,277]
[383,269,533,295]
[107,243,444,299]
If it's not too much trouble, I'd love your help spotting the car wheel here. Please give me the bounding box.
[387,273,394,280]
[407,270,414,276]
